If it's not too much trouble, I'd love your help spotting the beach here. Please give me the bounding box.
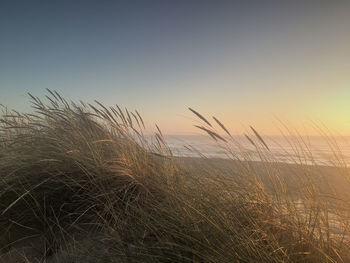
[1,95,350,262]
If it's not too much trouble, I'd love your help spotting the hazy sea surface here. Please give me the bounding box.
[163,135,350,166]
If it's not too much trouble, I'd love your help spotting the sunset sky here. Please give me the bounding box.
[1,1,350,135]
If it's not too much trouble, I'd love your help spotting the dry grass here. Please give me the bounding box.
[0,91,349,262]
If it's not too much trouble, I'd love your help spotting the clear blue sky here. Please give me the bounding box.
[1,1,350,134]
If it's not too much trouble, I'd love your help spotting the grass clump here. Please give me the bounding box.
[0,91,349,262]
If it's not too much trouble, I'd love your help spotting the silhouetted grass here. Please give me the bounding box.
[0,91,349,262]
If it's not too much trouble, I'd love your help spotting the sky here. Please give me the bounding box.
[1,1,350,135]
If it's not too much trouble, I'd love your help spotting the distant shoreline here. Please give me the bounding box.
[174,156,350,202]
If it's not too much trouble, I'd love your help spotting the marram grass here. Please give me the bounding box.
[0,91,349,262]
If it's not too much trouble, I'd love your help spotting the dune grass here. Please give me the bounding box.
[0,91,349,262]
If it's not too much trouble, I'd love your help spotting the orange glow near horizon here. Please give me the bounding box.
[150,83,350,136]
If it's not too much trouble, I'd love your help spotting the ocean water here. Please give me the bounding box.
[163,135,350,166]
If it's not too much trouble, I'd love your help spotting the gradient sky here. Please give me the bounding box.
[1,1,350,135]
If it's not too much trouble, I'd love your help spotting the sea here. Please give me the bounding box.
[162,135,350,166]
